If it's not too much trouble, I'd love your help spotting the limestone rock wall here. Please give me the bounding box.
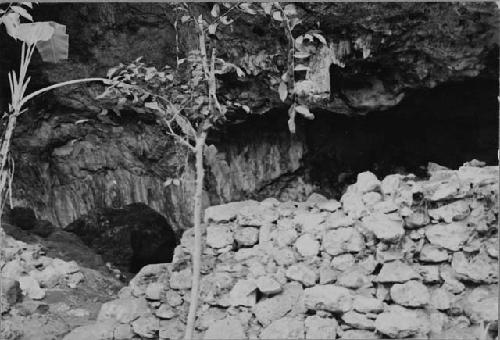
[11,113,307,232]
[66,162,498,339]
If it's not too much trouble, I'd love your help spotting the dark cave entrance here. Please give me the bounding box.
[305,78,499,197]
[65,203,179,275]
[217,78,499,200]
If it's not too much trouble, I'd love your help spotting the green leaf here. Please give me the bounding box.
[174,114,196,139]
[313,33,327,45]
[181,15,191,23]
[261,2,272,14]
[1,13,21,40]
[35,22,68,62]
[287,105,296,133]
[11,5,32,22]
[283,4,297,16]
[278,81,288,102]
[220,16,233,25]
[295,35,304,46]
[145,101,160,110]
[208,23,218,35]
[272,11,283,21]
[294,52,310,59]
[21,2,34,9]
[295,105,314,119]
[211,4,220,17]
[294,64,310,71]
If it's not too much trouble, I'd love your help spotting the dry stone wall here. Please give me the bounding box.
[65,161,498,340]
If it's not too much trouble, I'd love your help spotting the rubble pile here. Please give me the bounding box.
[1,235,85,310]
[65,161,498,339]
[0,229,123,339]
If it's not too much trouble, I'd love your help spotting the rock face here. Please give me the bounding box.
[2,2,498,238]
[76,163,498,339]
[66,203,178,273]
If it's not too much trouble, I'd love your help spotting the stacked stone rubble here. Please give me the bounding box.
[66,161,499,339]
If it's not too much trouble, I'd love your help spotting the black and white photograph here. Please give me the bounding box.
[0,1,498,339]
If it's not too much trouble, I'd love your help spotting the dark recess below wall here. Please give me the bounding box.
[217,78,499,199]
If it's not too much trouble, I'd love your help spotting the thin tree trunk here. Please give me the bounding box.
[184,131,207,340]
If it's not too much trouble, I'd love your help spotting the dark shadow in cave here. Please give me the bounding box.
[65,203,179,274]
[215,77,498,199]
[305,78,499,197]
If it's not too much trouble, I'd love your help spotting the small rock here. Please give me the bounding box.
[132,315,159,339]
[275,222,298,247]
[252,282,303,326]
[461,287,498,323]
[376,261,420,283]
[256,275,282,295]
[428,311,448,335]
[304,284,353,313]
[229,279,257,307]
[294,234,320,257]
[361,213,404,241]
[234,226,259,246]
[260,316,305,339]
[331,254,355,271]
[451,252,497,283]
[154,303,176,319]
[430,180,460,201]
[429,287,452,310]
[286,264,318,287]
[425,222,471,251]
[169,268,192,290]
[340,329,380,339]
[375,306,429,338]
[325,210,355,229]
[353,295,384,314]
[145,282,164,301]
[419,244,449,263]
[129,263,170,297]
[206,225,234,249]
[341,190,366,218]
[305,315,338,339]
[372,200,399,214]
[204,201,255,223]
[0,277,20,310]
[1,260,24,280]
[272,248,296,266]
[238,203,279,227]
[159,319,185,340]
[362,192,382,206]
[97,296,150,323]
[319,266,338,285]
[342,310,375,330]
[416,265,441,283]
[19,276,45,300]
[356,171,381,193]
[165,290,183,307]
[337,268,370,289]
[204,316,245,339]
[404,211,430,229]
[381,174,402,196]
[390,280,430,307]
[323,227,365,255]
[62,320,117,340]
[307,193,328,204]
[429,200,470,223]
[66,272,84,288]
[317,199,341,212]
[293,212,326,236]
[67,308,90,318]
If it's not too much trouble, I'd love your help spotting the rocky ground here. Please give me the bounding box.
[0,224,124,340]
[55,160,498,340]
